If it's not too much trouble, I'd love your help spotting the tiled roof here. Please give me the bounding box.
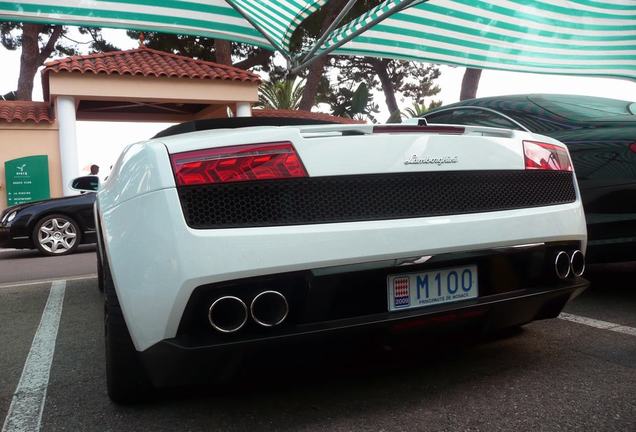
[43,46,260,83]
[252,109,364,124]
[0,101,53,123]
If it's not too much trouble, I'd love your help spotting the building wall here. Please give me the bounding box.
[0,122,62,212]
[49,72,259,104]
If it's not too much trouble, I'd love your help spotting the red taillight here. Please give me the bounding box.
[629,142,636,153]
[523,140,573,172]
[373,125,465,134]
[170,142,307,186]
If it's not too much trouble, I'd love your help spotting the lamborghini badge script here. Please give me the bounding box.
[404,155,459,166]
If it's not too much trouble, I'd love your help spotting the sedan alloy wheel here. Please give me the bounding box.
[35,215,80,256]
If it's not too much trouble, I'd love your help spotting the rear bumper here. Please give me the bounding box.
[139,279,588,388]
[101,188,587,352]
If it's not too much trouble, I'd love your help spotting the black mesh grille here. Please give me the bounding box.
[178,170,576,229]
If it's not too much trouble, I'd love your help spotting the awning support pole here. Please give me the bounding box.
[298,0,359,65]
[290,0,421,75]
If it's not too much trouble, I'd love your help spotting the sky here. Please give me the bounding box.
[1,27,636,176]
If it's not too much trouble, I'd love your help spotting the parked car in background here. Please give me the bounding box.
[424,94,636,263]
[96,117,588,403]
[0,176,99,256]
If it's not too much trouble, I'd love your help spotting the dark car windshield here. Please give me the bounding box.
[529,95,636,122]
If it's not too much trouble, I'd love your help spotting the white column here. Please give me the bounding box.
[236,102,252,117]
[56,96,79,196]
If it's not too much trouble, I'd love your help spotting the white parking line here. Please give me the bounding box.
[0,274,96,290]
[2,280,66,432]
[559,312,636,337]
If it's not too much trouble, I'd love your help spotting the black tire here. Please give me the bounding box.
[96,247,104,292]
[33,214,81,256]
[95,216,105,293]
[103,257,154,403]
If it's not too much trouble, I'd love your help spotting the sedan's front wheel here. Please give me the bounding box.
[33,214,81,256]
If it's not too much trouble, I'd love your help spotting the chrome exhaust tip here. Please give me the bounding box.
[208,296,248,333]
[570,250,586,277]
[250,290,289,327]
[554,251,571,280]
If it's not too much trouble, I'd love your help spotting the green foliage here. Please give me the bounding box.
[386,100,442,123]
[77,27,119,52]
[126,31,274,72]
[122,5,443,120]
[126,30,217,61]
[257,79,306,110]
[403,100,443,118]
[1,23,118,98]
[328,83,378,118]
[351,82,369,114]
[0,22,19,50]
[286,0,442,119]
[1,23,114,56]
[329,57,441,106]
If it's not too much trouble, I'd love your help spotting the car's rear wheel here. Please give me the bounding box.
[95,214,105,293]
[33,214,81,256]
[96,247,104,292]
[103,256,153,403]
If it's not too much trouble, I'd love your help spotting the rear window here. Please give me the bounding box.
[529,95,636,122]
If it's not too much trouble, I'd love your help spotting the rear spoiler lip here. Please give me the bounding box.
[296,122,518,139]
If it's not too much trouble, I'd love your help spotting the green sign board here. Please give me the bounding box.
[5,155,50,206]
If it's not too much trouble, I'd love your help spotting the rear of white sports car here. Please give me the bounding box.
[96,121,588,402]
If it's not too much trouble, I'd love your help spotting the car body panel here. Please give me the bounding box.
[98,124,587,352]
[97,141,176,213]
[104,187,586,351]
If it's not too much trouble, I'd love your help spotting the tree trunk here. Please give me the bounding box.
[38,25,63,64]
[371,59,399,116]
[16,24,63,101]
[298,0,346,111]
[298,57,328,111]
[459,68,482,101]
[214,39,232,65]
[234,48,273,70]
[16,24,42,101]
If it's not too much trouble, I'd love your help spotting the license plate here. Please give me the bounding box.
[387,265,478,311]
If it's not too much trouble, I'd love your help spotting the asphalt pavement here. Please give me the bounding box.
[0,264,635,431]
[0,246,96,285]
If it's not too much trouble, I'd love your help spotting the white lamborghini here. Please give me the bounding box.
[95,117,588,403]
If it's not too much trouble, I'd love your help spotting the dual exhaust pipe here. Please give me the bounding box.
[554,250,585,280]
[208,249,584,331]
[208,290,288,333]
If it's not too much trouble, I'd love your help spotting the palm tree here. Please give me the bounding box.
[403,100,443,118]
[258,78,305,110]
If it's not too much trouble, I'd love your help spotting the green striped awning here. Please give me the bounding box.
[0,0,325,53]
[228,0,325,51]
[317,0,636,80]
[1,0,635,80]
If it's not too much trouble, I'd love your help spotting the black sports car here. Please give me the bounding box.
[424,94,636,263]
[0,176,98,256]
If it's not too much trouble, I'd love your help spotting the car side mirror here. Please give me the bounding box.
[70,175,99,193]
